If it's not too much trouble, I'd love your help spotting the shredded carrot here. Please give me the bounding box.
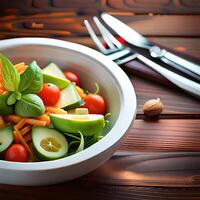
[14,126,32,156]
[35,114,50,126]
[13,131,21,143]
[27,142,38,162]
[23,133,32,142]
[20,125,32,136]
[14,62,27,74]
[0,115,5,128]
[26,118,47,127]
[14,118,27,130]
[4,114,22,124]
[76,86,87,99]
[45,106,67,114]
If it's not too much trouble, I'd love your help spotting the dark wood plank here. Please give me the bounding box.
[0,0,200,15]
[104,0,200,14]
[132,76,200,114]
[0,183,200,200]
[81,151,200,187]
[0,14,199,37]
[107,15,200,36]
[121,119,200,152]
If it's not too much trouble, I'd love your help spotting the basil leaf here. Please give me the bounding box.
[7,91,22,105]
[15,91,21,100]
[15,94,45,117]
[0,53,20,91]
[7,93,17,105]
[0,93,14,115]
[19,61,43,94]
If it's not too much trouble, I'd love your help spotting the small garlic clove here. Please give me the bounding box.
[143,98,164,117]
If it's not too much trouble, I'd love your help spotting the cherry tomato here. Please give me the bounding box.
[83,94,106,114]
[5,144,29,162]
[64,71,80,86]
[38,83,61,106]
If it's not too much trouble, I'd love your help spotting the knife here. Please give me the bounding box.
[101,13,200,82]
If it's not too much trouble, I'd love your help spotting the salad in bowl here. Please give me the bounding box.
[0,38,136,185]
[0,54,109,162]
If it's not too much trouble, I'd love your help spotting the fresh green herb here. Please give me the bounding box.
[7,93,17,105]
[64,133,81,141]
[0,93,14,115]
[19,61,43,94]
[0,53,20,92]
[104,112,111,125]
[15,94,45,117]
[68,141,80,155]
[84,134,98,149]
[15,91,21,100]
[7,91,22,106]
[76,132,84,153]
[67,132,84,155]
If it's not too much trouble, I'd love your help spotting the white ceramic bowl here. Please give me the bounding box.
[0,38,136,186]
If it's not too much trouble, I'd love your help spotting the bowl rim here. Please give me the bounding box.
[0,37,137,171]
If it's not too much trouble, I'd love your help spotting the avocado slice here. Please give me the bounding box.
[0,93,14,115]
[50,114,105,136]
[43,63,71,89]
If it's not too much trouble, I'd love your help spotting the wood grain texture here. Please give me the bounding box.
[0,1,200,196]
[81,151,200,187]
[132,76,200,114]
[121,119,200,152]
[0,14,200,37]
[0,183,200,200]
[0,0,200,15]
[104,0,200,14]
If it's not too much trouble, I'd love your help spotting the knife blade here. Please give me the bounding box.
[101,13,200,82]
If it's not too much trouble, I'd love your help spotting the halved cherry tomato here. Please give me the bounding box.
[38,83,61,106]
[82,94,106,114]
[64,70,80,86]
[5,144,29,162]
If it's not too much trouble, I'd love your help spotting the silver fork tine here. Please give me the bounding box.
[93,16,116,50]
[93,16,123,49]
[84,20,108,54]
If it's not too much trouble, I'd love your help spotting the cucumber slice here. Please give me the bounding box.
[32,127,68,161]
[0,125,13,155]
[43,63,66,79]
[55,84,84,110]
[43,63,71,89]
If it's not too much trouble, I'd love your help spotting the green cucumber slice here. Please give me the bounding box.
[43,63,66,79]
[55,84,84,110]
[43,63,71,89]
[32,127,68,161]
[0,125,13,155]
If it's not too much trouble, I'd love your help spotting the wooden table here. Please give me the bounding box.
[0,1,200,199]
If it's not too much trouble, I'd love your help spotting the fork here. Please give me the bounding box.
[84,17,200,99]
